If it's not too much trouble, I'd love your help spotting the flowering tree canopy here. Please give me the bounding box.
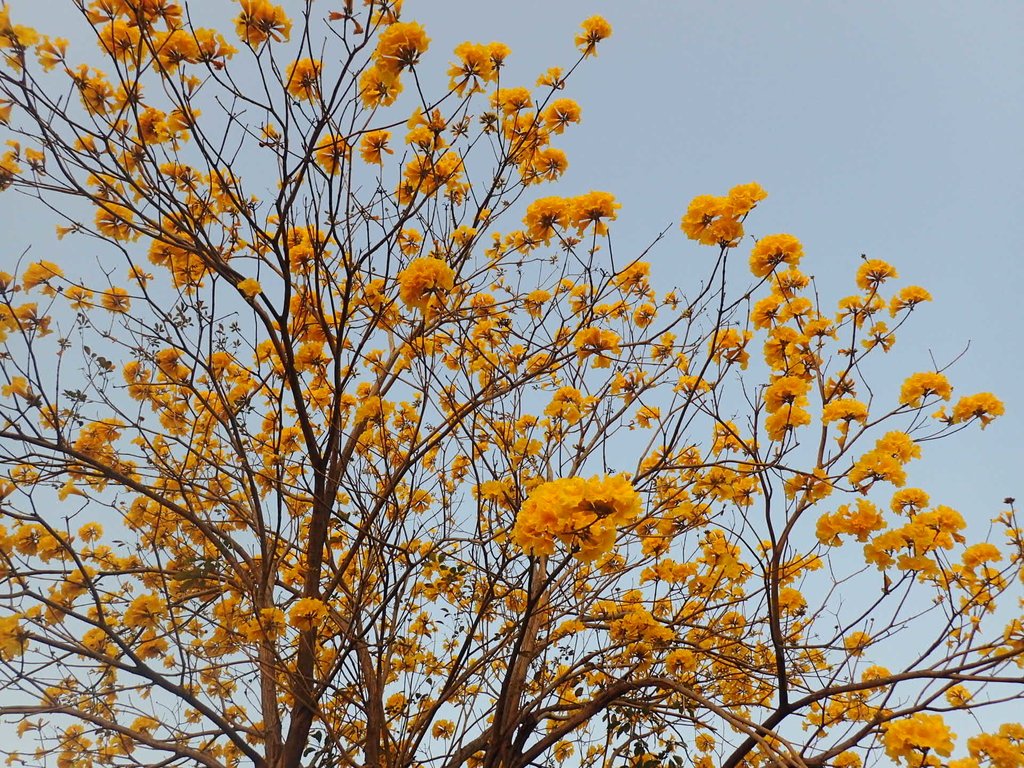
[0,3,1021,768]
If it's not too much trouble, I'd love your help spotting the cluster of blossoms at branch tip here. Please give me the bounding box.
[681,182,767,247]
[512,474,641,561]
[397,257,455,315]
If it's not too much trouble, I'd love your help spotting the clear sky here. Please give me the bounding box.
[1,0,1022,758]
[417,0,1024,516]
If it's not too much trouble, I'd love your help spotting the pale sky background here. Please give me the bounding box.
[419,0,1024,516]
[1,0,1022,759]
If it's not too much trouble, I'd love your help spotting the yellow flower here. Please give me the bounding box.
[574,327,621,368]
[0,615,27,660]
[570,191,619,235]
[259,607,287,639]
[314,133,350,174]
[816,499,885,545]
[95,203,137,241]
[849,451,906,491]
[749,234,803,278]
[385,692,407,713]
[945,685,973,708]
[843,630,872,656]
[536,66,563,88]
[883,714,954,763]
[511,474,641,561]
[289,597,328,631]
[610,606,675,645]
[397,228,422,255]
[359,130,393,164]
[21,260,63,290]
[635,405,660,428]
[822,398,869,426]
[34,37,68,72]
[523,289,551,319]
[523,196,570,244]
[492,86,533,115]
[724,182,768,217]
[527,147,568,182]
[123,593,164,629]
[360,65,403,107]
[892,487,933,518]
[889,285,932,317]
[856,258,898,291]
[751,294,783,328]
[764,405,811,442]
[101,287,131,313]
[709,327,752,369]
[542,98,582,134]
[950,392,1004,428]
[486,42,511,70]
[763,376,810,413]
[285,58,321,101]
[397,257,455,314]
[235,0,292,47]
[237,278,262,298]
[545,386,586,424]
[876,431,920,463]
[431,720,455,739]
[899,372,952,407]
[575,16,612,57]
[448,41,496,95]
[680,192,747,247]
[373,21,430,75]
[774,268,810,297]
[2,376,32,400]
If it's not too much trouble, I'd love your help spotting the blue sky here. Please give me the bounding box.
[421,0,1024,514]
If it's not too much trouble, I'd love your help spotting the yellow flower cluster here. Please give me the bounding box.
[396,151,464,205]
[609,606,675,646]
[680,182,767,247]
[899,372,952,408]
[289,597,328,631]
[883,713,955,766]
[359,129,393,164]
[749,234,803,278]
[448,41,508,96]
[708,327,752,370]
[235,0,291,47]
[397,257,455,315]
[948,392,1005,429]
[816,499,886,546]
[862,491,967,575]
[848,431,920,492]
[285,58,322,101]
[313,133,350,174]
[856,258,898,291]
[123,593,164,629]
[511,474,641,561]
[965,724,1024,768]
[574,326,621,369]
[521,191,620,246]
[21,260,63,291]
[762,374,812,442]
[574,16,612,57]
[375,21,429,75]
[0,614,27,660]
